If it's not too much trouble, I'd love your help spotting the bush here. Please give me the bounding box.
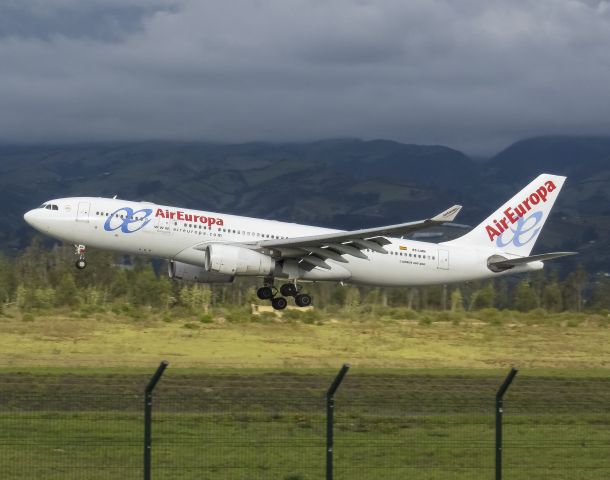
[383,307,419,321]
[224,308,250,323]
[199,313,214,324]
[566,318,582,328]
[474,308,505,326]
[433,310,456,322]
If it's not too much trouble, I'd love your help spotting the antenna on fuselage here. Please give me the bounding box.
[112,195,117,199]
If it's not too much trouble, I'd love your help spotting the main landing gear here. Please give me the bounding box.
[257,282,313,310]
[74,244,87,270]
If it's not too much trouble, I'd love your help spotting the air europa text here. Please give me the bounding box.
[485,180,556,241]
[155,209,224,227]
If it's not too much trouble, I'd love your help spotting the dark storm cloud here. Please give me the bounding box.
[0,0,609,153]
[0,1,176,41]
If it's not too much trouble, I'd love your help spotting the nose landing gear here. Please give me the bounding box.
[257,281,313,310]
[74,244,87,270]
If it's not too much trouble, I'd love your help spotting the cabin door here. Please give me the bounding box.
[437,249,449,270]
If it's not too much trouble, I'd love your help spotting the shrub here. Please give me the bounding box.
[224,308,250,323]
[199,313,214,324]
[472,308,500,325]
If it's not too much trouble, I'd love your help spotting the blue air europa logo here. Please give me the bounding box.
[104,207,153,233]
[496,211,543,248]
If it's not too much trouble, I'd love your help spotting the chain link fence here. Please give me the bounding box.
[0,367,608,479]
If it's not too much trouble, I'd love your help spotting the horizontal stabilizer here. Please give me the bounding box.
[488,252,577,271]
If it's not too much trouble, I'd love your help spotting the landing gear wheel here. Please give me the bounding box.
[271,297,288,310]
[295,293,312,308]
[75,259,87,270]
[257,286,276,300]
[280,283,298,297]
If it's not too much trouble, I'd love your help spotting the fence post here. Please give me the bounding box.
[495,367,518,480]
[144,361,169,480]
[326,363,350,480]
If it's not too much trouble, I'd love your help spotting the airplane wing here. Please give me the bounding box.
[251,205,462,270]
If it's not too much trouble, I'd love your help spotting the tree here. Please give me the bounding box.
[495,280,509,309]
[425,285,444,310]
[131,268,171,307]
[450,288,464,312]
[0,254,15,303]
[14,237,50,289]
[513,280,539,312]
[470,283,495,310]
[542,281,563,312]
[180,284,211,312]
[343,287,361,314]
[562,265,588,311]
[15,285,34,311]
[55,274,80,307]
[591,275,610,310]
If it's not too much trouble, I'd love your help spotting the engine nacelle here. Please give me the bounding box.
[205,244,275,276]
[168,260,234,283]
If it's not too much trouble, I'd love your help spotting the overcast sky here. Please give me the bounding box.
[0,0,609,154]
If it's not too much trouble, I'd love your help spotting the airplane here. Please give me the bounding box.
[24,173,576,310]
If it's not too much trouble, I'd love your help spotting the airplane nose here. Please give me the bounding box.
[23,210,35,226]
[24,209,46,231]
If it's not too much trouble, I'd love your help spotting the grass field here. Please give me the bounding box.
[0,307,608,370]
[0,370,608,479]
[0,308,608,479]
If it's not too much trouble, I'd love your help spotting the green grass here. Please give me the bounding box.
[0,406,608,479]
[0,370,608,479]
[0,308,608,478]
[0,307,609,370]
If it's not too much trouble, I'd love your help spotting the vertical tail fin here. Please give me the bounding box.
[446,174,566,256]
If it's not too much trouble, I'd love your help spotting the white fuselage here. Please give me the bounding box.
[24,197,540,287]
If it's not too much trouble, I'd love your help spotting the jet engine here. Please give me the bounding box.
[205,244,275,276]
[168,260,234,283]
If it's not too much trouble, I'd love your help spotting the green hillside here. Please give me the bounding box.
[1,137,609,272]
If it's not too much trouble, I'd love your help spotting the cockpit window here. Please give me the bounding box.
[38,204,47,209]
[52,205,58,210]
[43,204,59,210]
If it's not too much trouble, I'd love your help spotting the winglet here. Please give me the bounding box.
[432,205,462,222]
